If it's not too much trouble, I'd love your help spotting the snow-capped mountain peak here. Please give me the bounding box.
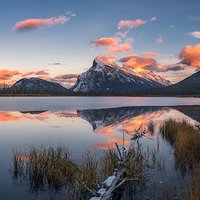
[72,57,171,93]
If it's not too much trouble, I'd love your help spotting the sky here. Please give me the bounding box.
[1,0,200,87]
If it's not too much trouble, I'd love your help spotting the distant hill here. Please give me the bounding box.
[10,77,70,95]
[144,70,200,96]
[165,70,200,95]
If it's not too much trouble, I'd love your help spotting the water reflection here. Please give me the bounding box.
[1,106,200,199]
[78,106,200,149]
[1,106,200,151]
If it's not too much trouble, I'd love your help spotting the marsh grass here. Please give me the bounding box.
[160,119,200,199]
[13,146,78,192]
[160,119,200,171]
[189,166,200,200]
[12,144,163,199]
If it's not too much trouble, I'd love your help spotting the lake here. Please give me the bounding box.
[1,97,200,200]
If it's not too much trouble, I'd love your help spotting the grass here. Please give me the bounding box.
[189,166,200,200]
[160,119,200,171]
[160,119,200,200]
[13,146,78,192]
[12,143,162,199]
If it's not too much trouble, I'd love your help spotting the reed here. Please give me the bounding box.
[160,119,200,170]
[12,144,162,199]
[189,166,200,200]
[160,120,200,200]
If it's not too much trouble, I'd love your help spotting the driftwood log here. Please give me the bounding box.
[89,143,127,200]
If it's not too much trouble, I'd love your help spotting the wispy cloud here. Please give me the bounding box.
[48,63,63,66]
[188,16,200,22]
[142,52,158,58]
[156,64,186,72]
[155,35,163,45]
[14,12,75,32]
[54,74,79,79]
[117,16,156,30]
[179,43,200,67]
[22,70,49,77]
[189,31,200,39]
[53,73,80,87]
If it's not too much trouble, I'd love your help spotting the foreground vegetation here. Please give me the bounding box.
[13,144,160,199]
[160,119,200,200]
[11,120,200,199]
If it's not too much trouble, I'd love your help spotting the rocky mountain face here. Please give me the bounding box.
[71,57,171,93]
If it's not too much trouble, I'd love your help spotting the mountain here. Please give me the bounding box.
[154,70,200,95]
[10,77,69,95]
[71,57,171,93]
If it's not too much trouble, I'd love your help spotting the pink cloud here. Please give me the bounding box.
[117,16,156,30]
[108,43,132,53]
[91,37,132,53]
[142,52,159,58]
[118,19,147,29]
[91,37,118,47]
[14,12,75,32]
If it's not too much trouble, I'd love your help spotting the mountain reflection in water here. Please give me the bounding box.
[1,106,200,151]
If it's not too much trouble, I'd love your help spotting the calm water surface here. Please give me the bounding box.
[1,97,200,199]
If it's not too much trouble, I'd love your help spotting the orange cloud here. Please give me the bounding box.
[0,69,21,80]
[120,55,157,69]
[0,70,21,86]
[179,44,200,67]
[119,55,184,72]
[91,37,118,47]
[14,12,75,32]
[118,19,147,29]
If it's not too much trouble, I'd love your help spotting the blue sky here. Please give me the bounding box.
[0,0,200,86]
